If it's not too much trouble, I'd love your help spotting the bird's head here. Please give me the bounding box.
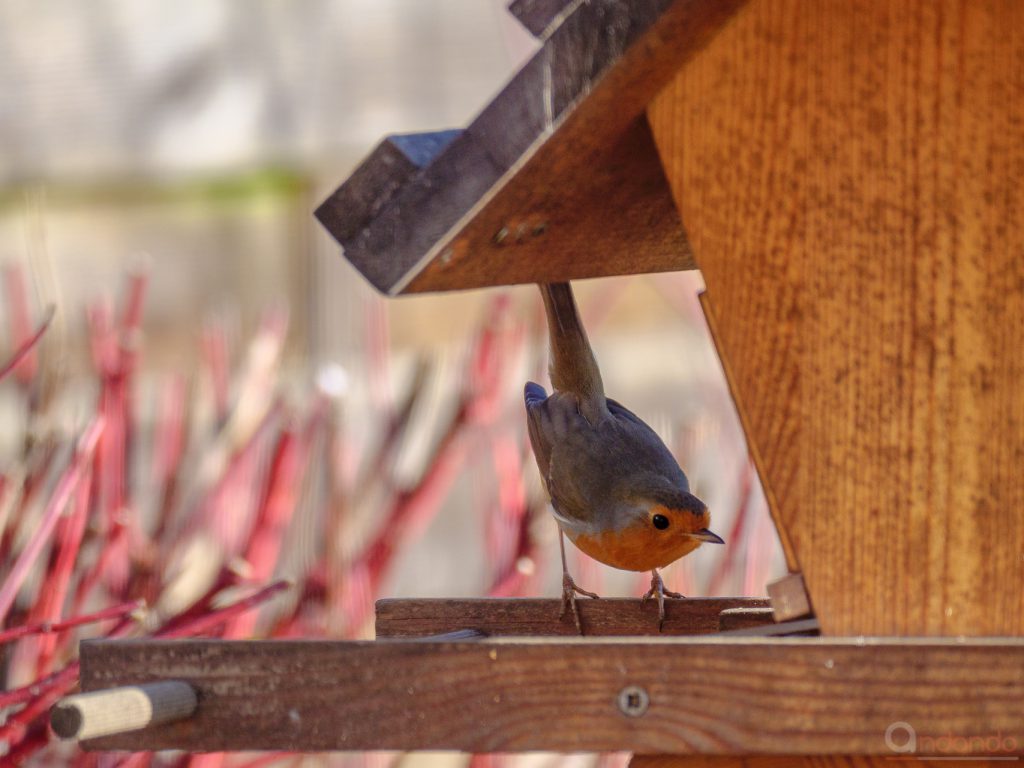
[638,489,723,552]
[571,487,724,572]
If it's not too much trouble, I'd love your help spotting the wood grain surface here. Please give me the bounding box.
[508,0,576,38]
[375,598,772,637]
[317,0,748,294]
[716,607,775,632]
[632,757,1005,768]
[648,0,1024,635]
[405,0,749,293]
[405,115,694,293]
[80,637,1024,754]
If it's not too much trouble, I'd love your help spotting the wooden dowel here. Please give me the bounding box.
[51,680,197,740]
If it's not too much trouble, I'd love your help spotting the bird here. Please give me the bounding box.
[524,282,723,632]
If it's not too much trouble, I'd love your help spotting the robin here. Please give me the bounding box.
[524,282,723,632]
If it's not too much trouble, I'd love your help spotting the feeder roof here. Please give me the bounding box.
[315,0,745,295]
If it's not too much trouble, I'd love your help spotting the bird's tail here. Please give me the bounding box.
[540,282,606,419]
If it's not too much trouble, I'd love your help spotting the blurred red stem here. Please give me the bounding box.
[0,599,142,645]
[155,579,290,639]
[0,417,104,624]
[0,305,54,384]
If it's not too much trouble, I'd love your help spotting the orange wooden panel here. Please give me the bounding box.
[648,0,1024,635]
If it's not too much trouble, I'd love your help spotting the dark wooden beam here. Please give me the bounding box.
[508,0,576,39]
[315,130,460,245]
[375,597,771,637]
[316,0,748,294]
[81,637,1024,754]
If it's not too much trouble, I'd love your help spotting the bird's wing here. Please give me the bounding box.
[525,388,616,530]
[606,397,690,494]
[524,381,553,480]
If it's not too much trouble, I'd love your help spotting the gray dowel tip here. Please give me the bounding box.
[51,680,197,740]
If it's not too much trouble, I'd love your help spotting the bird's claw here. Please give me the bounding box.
[641,570,686,630]
[560,573,600,634]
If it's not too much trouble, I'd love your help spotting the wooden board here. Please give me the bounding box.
[316,0,748,294]
[375,597,772,637]
[80,637,1024,754]
[648,0,1024,635]
[632,758,1004,768]
[508,0,575,39]
[405,115,692,293]
[716,607,774,632]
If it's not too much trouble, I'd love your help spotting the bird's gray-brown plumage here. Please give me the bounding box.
[524,282,721,632]
[526,284,698,533]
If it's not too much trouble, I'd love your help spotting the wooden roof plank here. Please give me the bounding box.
[315,129,461,244]
[316,0,748,295]
[507,0,577,39]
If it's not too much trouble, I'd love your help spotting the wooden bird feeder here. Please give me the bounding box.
[74,0,1024,763]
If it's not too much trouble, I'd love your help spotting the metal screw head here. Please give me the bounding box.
[616,685,649,717]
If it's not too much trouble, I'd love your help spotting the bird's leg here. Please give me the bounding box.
[558,530,599,634]
[641,569,686,629]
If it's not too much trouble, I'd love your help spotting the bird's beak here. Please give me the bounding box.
[686,528,725,544]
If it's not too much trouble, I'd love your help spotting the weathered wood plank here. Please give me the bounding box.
[716,607,774,632]
[406,115,694,293]
[375,597,770,638]
[81,638,1024,754]
[317,0,748,294]
[648,0,1024,635]
[315,130,461,246]
[508,0,575,39]
[632,757,1004,768]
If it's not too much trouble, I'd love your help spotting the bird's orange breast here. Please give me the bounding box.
[569,522,702,572]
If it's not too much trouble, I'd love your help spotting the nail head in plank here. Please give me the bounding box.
[80,637,1024,754]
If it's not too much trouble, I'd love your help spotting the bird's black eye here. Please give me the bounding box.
[652,514,669,530]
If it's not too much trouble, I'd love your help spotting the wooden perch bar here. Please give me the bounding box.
[79,637,1024,754]
[50,681,197,741]
[375,597,771,637]
[717,607,775,632]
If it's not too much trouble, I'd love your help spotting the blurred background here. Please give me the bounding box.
[0,1,784,765]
